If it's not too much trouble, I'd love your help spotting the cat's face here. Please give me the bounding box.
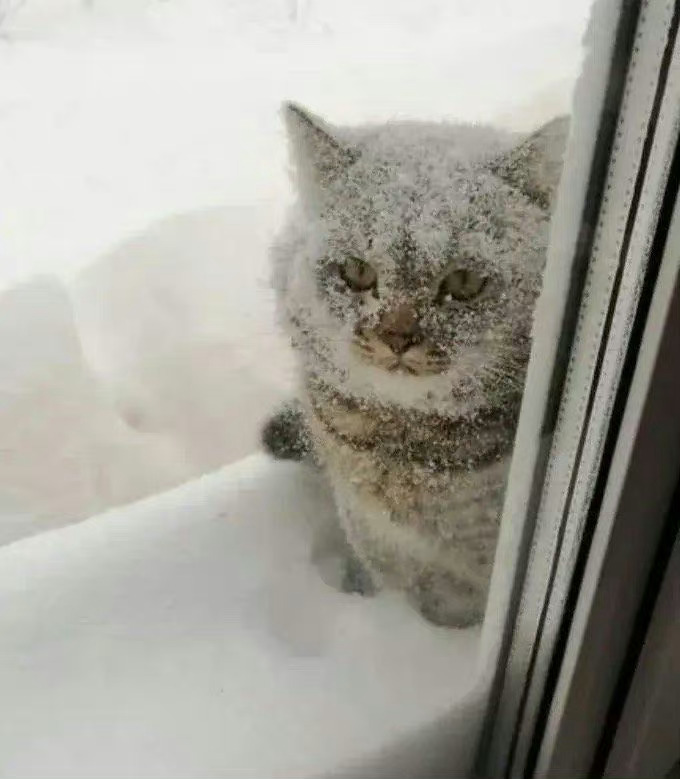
[282,104,568,408]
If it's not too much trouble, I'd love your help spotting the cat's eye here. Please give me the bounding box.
[437,268,487,303]
[340,257,378,292]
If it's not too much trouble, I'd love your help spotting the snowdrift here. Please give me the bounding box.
[0,454,482,778]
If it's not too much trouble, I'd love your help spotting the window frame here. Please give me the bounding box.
[534,160,680,778]
[475,0,680,775]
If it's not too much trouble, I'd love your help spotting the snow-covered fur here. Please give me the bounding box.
[270,103,568,626]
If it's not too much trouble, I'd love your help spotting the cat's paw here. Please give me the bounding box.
[341,553,377,597]
[411,576,484,628]
[415,596,482,629]
[261,400,314,462]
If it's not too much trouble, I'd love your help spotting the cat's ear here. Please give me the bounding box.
[492,116,569,209]
[282,102,358,197]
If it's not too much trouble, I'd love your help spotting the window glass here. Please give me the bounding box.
[0,1,597,776]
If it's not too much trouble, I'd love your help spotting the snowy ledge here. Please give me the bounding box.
[0,454,482,778]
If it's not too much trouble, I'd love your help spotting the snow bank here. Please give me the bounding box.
[0,208,298,543]
[0,454,481,778]
[0,278,188,545]
[70,205,296,473]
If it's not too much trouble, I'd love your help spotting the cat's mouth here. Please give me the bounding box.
[390,360,448,377]
[387,360,420,375]
[352,331,450,376]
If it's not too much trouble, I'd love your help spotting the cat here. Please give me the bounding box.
[264,102,568,627]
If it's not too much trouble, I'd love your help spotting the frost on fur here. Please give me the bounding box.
[267,103,568,627]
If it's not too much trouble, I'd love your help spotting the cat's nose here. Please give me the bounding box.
[377,304,422,354]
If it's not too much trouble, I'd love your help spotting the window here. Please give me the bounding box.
[1,1,678,777]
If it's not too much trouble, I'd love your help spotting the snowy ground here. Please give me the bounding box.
[0,454,483,778]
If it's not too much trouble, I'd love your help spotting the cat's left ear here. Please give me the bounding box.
[282,102,358,198]
[492,116,570,209]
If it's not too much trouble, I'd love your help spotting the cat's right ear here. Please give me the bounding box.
[282,102,358,200]
[492,116,569,210]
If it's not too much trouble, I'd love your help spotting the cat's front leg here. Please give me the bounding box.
[261,400,317,463]
[342,549,377,596]
[263,401,379,599]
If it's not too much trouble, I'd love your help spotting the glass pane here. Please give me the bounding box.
[0,1,598,776]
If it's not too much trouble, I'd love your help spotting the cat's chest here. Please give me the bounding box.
[306,398,510,539]
[305,376,517,473]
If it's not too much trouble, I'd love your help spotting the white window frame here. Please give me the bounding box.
[475,0,680,775]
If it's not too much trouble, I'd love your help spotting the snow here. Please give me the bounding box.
[71,206,296,473]
[0,454,482,778]
[0,277,188,545]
